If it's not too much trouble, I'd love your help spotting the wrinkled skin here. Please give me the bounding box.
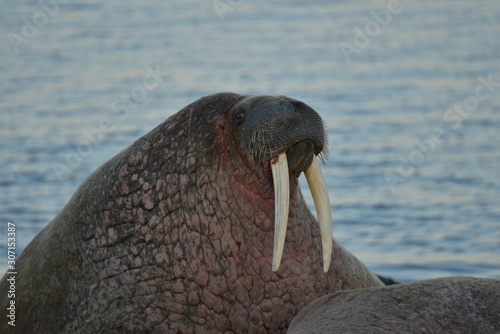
[289,277,500,334]
[0,93,382,333]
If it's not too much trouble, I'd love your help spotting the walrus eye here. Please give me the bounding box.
[234,111,245,125]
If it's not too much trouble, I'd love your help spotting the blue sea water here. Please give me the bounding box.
[0,0,499,283]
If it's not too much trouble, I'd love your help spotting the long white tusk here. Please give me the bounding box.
[271,153,290,272]
[304,156,332,273]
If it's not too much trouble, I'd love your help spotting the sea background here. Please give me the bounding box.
[0,0,499,283]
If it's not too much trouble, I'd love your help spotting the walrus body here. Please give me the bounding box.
[288,276,500,334]
[0,93,382,333]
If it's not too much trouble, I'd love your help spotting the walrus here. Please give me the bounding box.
[0,93,383,333]
[288,276,500,333]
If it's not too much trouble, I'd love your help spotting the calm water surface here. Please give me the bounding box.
[0,0,499,282]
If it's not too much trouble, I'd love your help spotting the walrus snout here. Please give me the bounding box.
[232,95,327,165]
[230,95,332,273]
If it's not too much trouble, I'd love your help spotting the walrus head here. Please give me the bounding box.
[227,95,332,272]
[0,92,381,333]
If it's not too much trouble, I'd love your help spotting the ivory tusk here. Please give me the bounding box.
[304,156,332,273]
[270,153,290,272]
